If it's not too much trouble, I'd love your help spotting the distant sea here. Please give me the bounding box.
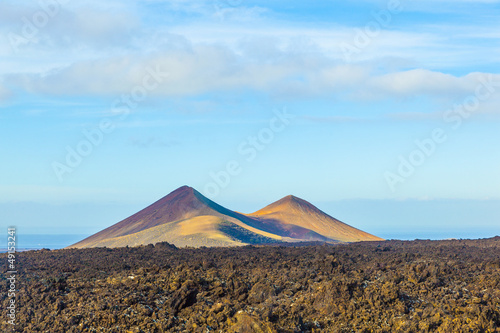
[1,232,498,253]
[0,234,89,252]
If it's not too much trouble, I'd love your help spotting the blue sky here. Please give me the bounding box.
[0,0,499,240]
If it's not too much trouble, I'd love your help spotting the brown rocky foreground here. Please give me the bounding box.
[1,237,500,332]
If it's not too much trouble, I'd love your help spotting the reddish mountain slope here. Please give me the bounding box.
[70,186,281,248]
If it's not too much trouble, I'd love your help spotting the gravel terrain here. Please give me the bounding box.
[1,237,500,332]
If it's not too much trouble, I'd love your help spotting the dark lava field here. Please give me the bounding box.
[2,237,500,332]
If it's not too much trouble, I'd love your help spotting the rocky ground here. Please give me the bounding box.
[1,237,500,332]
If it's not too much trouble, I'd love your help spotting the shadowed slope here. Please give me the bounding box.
[76,215,283,248]
[248,195,383,242]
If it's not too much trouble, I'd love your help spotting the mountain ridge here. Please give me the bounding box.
[70,186,383,248]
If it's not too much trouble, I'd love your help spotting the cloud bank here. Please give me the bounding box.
[0,0,498,106]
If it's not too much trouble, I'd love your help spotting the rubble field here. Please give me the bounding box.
[1,237,500,332]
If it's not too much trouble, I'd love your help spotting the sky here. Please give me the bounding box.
[0,0,499,242]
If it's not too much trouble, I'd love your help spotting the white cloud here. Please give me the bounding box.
[10,44,308,97]
[51,6,139,48]
[369,70,500,99]
[0,1,139,57]
[9,41,500,103]
[370,69,466,97]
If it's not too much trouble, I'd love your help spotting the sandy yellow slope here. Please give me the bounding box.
[76,216,250,248]
[248,195,383,242]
